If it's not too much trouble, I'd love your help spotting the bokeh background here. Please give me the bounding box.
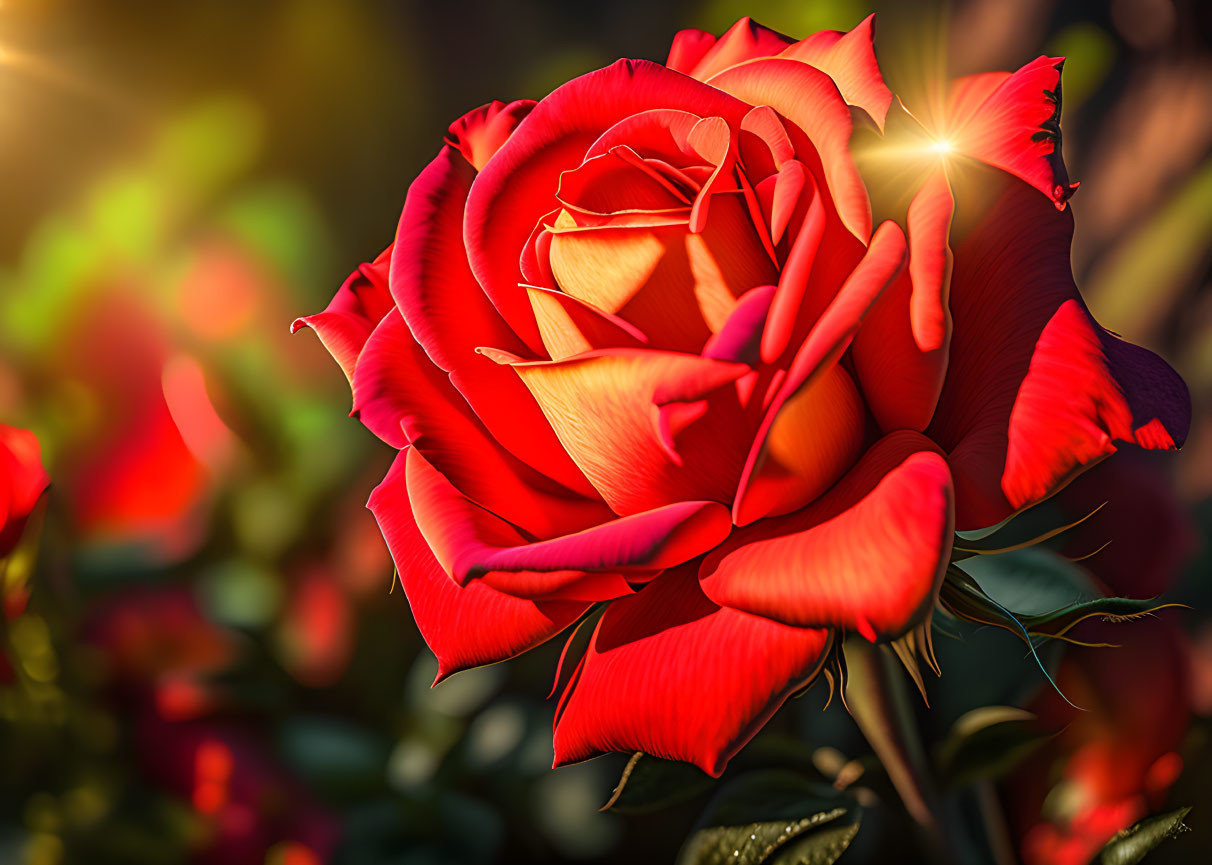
[1,1,1210,863]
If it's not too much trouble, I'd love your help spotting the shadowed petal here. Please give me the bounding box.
[928,176,1189,531]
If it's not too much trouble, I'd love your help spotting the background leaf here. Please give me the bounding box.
[602,752,717,815]
[676,771,859,865]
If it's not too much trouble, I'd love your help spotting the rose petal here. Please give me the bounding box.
[707,58,873,240]
[583,109,702,167]
[732,362,867,525]
[354,309,610,539]
[0,425,49,523]
[943,56,1079,209]
[290,248,394,384]
[392,144,596,497]
[666,17,794,81]
[446,99,536,171]
[760,172,827,364]
[557,148,693,215]
[736,221,907,524]
[405,446,731,590]
[778,13,893,131]
[907,166,955,350]
[368,451,589,682]
[465,59,749,351]
[851,169,952,434]
[548,193,777,351]
[527,286,649,360]
[702,431,954,640]
[703,285,776,365]
[928,176,1189,531]
[666,28,719,76]
[852,269,948,433]
[481,347,752,516]
[552,565,831,776]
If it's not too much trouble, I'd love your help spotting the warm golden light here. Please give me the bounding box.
[927,138,954,155]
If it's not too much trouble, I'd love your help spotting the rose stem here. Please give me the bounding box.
[842,635,955,863]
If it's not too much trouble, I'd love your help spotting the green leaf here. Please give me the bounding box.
[1098,807,1192,865]
[953,501,1099,559]
[768,823,860,865]
[942,558,1175,645]
[676,771,859,865]
[962,546,1100,615]
[602,752,716,815]
[935,706,1051,787]
[937,555,1180,709]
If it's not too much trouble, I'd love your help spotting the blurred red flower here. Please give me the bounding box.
[0,422,49,559]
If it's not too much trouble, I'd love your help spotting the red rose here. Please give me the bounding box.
[296,16,1189,775]
[0,423,49,559]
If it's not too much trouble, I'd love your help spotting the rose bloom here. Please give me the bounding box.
[296,17,1190,775]
[0,423,49,560]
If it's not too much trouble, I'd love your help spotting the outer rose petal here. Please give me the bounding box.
[368,452,587,682]
[290,248,394,383]
[552,566,831,776]
[665,18,793,81]
[944,56,1079,209]
[666,28,719,78]
[465,59,749,352]
[928,176,1190,531]
[392,144,596,498]
[702,431,954,641]
[445,99,536,171]
[778,13,893,131]
[404,446,731,591]
[481,347,751,516]
[352,309,610,540]
[707,58,873,240]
